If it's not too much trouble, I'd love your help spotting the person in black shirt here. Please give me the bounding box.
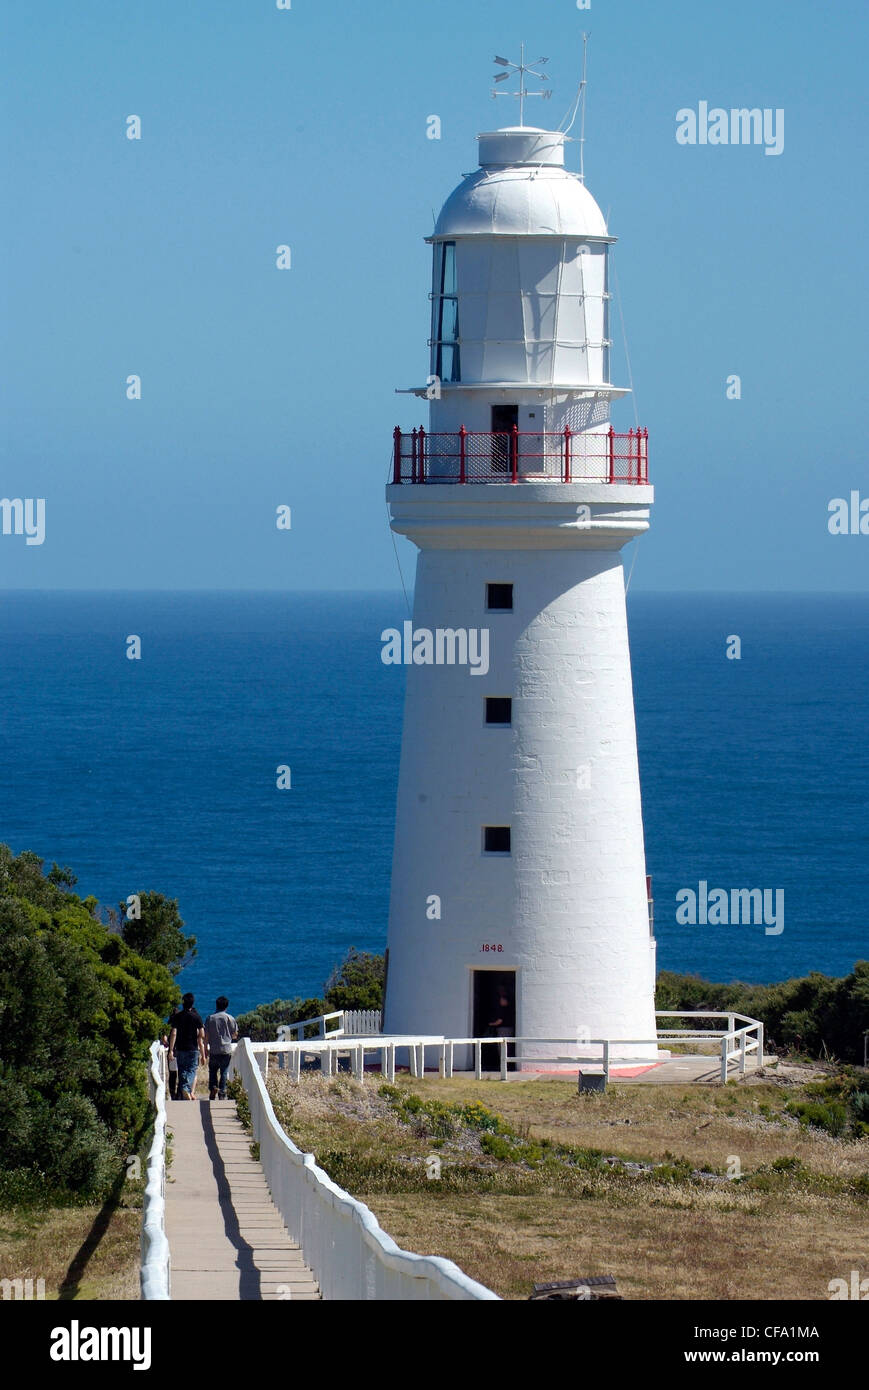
[164,1008,183,1099]
[168,993,206,1100]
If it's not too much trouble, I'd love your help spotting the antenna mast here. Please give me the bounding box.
[492,43,551,126]
[578,32,589,182]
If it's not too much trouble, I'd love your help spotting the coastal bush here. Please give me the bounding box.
[236,997,329,1041]
[656,962,869,1063]
[0,844,178,1205]
[324,947,385,1012]
[781,1074,869,1137]
[120,890,196,976]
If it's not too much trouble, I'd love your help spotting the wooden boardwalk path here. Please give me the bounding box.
[164,1098,319,1301]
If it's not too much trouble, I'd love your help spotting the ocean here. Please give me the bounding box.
[0,590,866,1013]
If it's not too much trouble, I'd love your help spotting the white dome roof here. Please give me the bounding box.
[434,128,609,239]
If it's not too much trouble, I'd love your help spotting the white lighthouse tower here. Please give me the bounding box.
[383,66,657,1065]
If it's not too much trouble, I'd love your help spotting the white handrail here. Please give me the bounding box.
[140,1041,170,1300]
[229,1037,499,1300]
[253,1014,765,1086]
[277,1010,346,1042]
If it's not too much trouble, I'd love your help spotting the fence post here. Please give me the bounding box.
[739,1030,747,1075]
[438,1043,446,1078]
[417,1042,425,1078]
[720,1037,729,1085]
[419,427,426,483]
[602,1039,610,1084]
[500,1040,508,1081]
[393,426,402,484]
[563,425,572,483]
[292,1047,301,1082]
[608,425,615,483]
[511,424,519,484]
[757,1023,765,1071]
[475,1040,482,1081]
[459,425,466,484]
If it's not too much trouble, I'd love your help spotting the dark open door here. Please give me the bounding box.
[473,971,516,1071]
[490,404,518,475]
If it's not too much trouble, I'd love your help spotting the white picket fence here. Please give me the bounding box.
[140,1041,171,1300]
[343,1010,382,1035]
[277,1008,382,1042]
[229,1037,498,1300]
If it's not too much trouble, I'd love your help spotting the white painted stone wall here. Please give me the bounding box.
[384,487,657,1061]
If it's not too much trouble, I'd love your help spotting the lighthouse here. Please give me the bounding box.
[382,80,657,1065]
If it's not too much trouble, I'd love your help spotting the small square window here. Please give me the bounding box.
[485,697,512,726]
[483,826,511,854]
[487,583,513,611]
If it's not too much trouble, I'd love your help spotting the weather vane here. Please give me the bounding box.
[492,42,551,127]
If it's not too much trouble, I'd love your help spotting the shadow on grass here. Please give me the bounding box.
[58,1121,150,1301]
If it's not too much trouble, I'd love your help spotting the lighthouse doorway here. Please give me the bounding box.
[490,404,518,475]
[472,970,516,1071]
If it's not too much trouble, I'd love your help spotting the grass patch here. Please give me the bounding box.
[0,1201,143,1300]
[265,1069,869,1300]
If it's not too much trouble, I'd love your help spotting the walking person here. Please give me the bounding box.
[204,996,238,1100]
[168,993,206,1100]
[165,1006,182,1100]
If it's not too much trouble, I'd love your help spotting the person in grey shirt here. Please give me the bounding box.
[204,996,238,1100]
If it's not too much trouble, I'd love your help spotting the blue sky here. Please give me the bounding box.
[1,0,867,591]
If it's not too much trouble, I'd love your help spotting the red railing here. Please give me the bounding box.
[392,426,648,484]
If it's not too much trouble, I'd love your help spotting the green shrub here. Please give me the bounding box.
[651,1153,696,1184]
[457,1101,503,1133]
[0,844,178,1204]
[851,1092,869,1123]
[656,963,869,1064]
[785,1099,849,1137]
[770,1155,804,1173]
[236,997,330,1041]
[324,948,385,1012]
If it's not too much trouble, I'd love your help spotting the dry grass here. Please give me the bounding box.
[0,1206,142,1301]
[365,1188,865,1301]
[264,1069,869,1301]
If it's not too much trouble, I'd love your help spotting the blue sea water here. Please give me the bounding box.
[0,591,866,1013]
